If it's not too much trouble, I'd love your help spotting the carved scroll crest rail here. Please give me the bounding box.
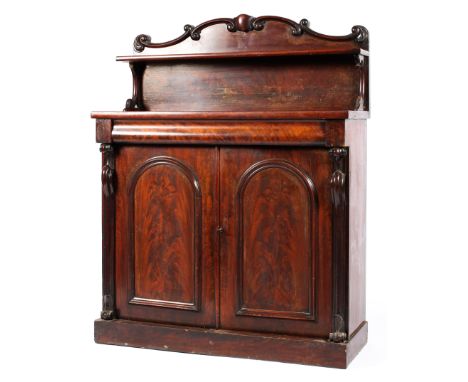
[133,14,369,52]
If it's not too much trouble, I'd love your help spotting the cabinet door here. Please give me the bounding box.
[115,146,217,327]
[220,148,333,337]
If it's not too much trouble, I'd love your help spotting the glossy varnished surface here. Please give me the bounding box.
[92,110,369,120]
[219,147,333,336]
[94,14,369,368]
[115,146,217,327]
[237,162,317,320]
[111,120,333,146]
[130,157,201,310]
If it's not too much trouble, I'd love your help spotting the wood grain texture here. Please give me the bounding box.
[96,119,112,143]
[236,160,318,320]
[95,319,368,369]
[92,110,369,120]
[93,14,369,367]
[219,147,333,337]
[129,157,201,311]
[142,56,360,112]
[111,120,330,146]
[115,146,217,327]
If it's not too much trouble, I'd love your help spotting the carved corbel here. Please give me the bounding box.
[100,144,116,320]
[101,144,115,197]
[329,148,349,342]
[124,63,144,111]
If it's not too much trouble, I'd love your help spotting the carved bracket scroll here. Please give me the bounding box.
[134,14,369,52]
[124,63,145,111]
[329,148,349,342]
[354,54,369,111]
[100,144,116,320]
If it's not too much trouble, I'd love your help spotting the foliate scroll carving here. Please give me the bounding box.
[100,144,115,198]
[352,25,369,46]
[100,144,116,320]
[133,14,369,52]
[329,148,349,342]
[330,169,346,207]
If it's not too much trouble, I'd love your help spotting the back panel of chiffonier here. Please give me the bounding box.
[141,56,360,112]
[119,14,369,114]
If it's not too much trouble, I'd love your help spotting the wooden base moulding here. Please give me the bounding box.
[94,319,368,369]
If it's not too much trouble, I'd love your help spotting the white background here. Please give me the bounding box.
[1,0,467,380]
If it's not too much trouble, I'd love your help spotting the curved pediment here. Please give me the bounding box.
[130,14,368,57]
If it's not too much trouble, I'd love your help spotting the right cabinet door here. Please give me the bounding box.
[220,147,333,337]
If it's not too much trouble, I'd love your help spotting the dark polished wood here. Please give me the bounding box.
[130,14,368,56]
[100,144,116,320]
[115,146,217,327]
[95,319,368,369]
[91,110,369,120]
[219,148,332,336]
[140,56,360,112]
[111,120,331,146]
[92,13,369,368]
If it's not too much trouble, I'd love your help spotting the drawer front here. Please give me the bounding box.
[115,145,217,327]
[219,147,333,337]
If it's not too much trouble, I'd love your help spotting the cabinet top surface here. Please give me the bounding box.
[91,110,369,120]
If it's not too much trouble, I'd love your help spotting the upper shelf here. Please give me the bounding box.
[120,14,369,62]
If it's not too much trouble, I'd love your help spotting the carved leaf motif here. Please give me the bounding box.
[133,14,369,52]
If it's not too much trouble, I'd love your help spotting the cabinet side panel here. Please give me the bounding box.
[345,120,367,334]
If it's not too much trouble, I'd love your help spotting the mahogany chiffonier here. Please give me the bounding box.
[92,14,369,368]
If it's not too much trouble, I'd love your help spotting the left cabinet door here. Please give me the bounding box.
[115,146,217,327]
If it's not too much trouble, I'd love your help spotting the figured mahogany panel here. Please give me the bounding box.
[115,146,217,327]
[111,119,331,145]
[142,56,359,112]
[237,161,318,320]
[129,157,201,310]
[220,147,333,337]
